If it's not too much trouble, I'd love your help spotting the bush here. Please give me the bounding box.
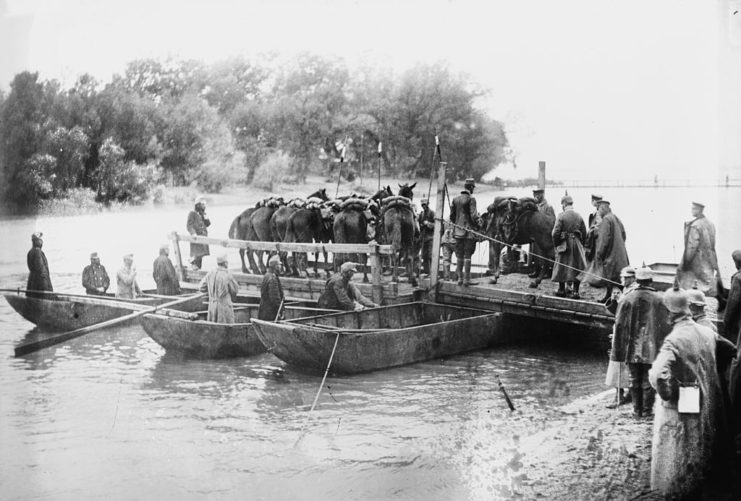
[192,151,247,193]
[252,151,292,191]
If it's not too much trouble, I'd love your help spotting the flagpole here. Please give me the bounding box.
[335,141,347,199]
[377,141,382,191]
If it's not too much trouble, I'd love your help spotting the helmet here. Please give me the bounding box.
[687,283,706,306]
[662,282,690,314]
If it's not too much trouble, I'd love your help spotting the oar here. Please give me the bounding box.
[0,288,107,301]
[14,293,206,357]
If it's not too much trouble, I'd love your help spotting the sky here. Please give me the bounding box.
[1,0,740,182]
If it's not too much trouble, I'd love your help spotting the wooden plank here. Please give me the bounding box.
[169,231,186,279]
[175,233,395,256]
[429,161,446,298]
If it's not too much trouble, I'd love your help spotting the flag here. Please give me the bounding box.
[377,142,382,157]
[340,144,346,162]
[435,135,441,159]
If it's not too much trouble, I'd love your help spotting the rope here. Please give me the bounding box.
[294,331,341,447]
[438,218,622,287]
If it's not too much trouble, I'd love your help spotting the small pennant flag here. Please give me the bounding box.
[377,142,382,156]
[435,135,441,158]
[340,144,346,162]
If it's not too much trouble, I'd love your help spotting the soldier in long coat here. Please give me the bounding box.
[677,202,719,295]
[417,198,436,275]
[199,253,239,323]
[649,284,732,499]
[258,255,284,321]
[449,178,482,286]
[82,252,110,295]
[586,200,629,303]
[726,250,741,452]
[27,232,53,297]
[551,195,587,298]
[152,244,181,295]
[187,196,211,269]
[610,267,670,418]
[585,194,602,262]
[529,188,556,279]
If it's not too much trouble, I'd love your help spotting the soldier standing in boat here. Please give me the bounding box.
[550,195,587,299]
[199,252,239,324]
[152,243,181,296]
[258,255,285,321]
[318,262,379,311]
[116,253,142,299]
[677,201,719,295]
[82,252,110,296]
[27,232,53,298]
[529,188,556,279]
[449,178,482,286]
[418,198,436,277]
[584,200,629,303]
[187,195,211,270]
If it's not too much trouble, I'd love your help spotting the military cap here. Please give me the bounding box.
[123,253,134,260]
[421,198,429,205]
[90,252,99,259]
[31,232,43,240]
[341,262,358,274]
[159,243,170,251]
[596,199,610,206]
[591,194,603,201]
[464,178,476,186]
[216,252,229,265]
[732,249,741,265]
[194,195,207,205]
[533,188,545,194]
[560,195,573,205]
[635,267,653,281]
[268,255,281,266]
[620,266,636,278]
[691,201,705,209]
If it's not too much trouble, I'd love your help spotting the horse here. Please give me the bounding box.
[283,198,334,278]
[500,197,556,288]
[381,183,418,286]
[247,196,285,273]
[270,198,306,273]
[333,197,372,282]
[484,195,519,284]
[228,204,262,274]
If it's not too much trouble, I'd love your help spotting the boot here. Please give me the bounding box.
[570,280,581,300]
[631,388,643,418]
[443,260,451,281]
[463,259,478,286]
[456,260,464,286]
[555,283,567,297]
[642,386,655,418]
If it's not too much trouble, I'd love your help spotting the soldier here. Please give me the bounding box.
[585,194,603,262]
[318,262,379,311]
[258,255,285,321]
[449,178,482,286]
[26,232,53,298]
[417,198,436,276]
[604,266,637,408]
[152,243,181,295]
[199,253,240,323]
[82,252,110,295]
[610,267,669,418]
[649,283,733,498]
[590,200,629,303]
[724,249,741,344]
[441,222,457,281]
[677,202,719,295]
[116,253,142,299]
[187,195,211,269]
[687,285,716,333]
[529,188,556,279]
[550,195,587,299]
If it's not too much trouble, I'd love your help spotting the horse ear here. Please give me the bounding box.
[398,183,403,188]
[410,182,416,189]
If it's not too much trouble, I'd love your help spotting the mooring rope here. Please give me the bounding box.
[294,331,341,447]
[438,218,622,287]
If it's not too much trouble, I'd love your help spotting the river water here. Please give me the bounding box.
[0,185,738,500]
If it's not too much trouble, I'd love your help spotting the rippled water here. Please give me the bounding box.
[1,186,738,500]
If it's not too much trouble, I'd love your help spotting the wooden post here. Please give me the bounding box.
[369,242,383,304]
[429,162,447,300]
[538,161,546,190]
[170,231,186,280]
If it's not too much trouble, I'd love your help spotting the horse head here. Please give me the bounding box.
[397,182,416,200]
[307,188,329,202]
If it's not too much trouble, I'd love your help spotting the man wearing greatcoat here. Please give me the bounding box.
[82,252,110,295]
[152,244,181,295]
[449,178,482,286]
[187,196,211,269]
[550,195,587,299]
[199,253,240,324]
[677,201,719,295]
[417,198,436,276]
[27,232,53,298]
[258,255,285,321]
[584,199,629,303]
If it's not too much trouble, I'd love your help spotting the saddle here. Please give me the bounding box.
[382,196,413,212]
[340,198,369,212]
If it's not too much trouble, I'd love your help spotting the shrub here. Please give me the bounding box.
[192,150,247,193]
[252,151,292,191]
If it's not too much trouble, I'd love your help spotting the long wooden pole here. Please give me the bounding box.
[429,162,447,299]
[14,293,206,357]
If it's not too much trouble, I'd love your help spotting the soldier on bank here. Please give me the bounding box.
[449,178,482,286]
[677,201,719,295]
[550,195,587,299]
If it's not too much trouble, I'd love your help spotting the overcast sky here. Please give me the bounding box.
[1,0,739,182]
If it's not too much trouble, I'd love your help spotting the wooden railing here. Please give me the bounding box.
[169,232,397,304]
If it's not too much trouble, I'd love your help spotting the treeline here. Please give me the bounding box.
[0,54,509,207]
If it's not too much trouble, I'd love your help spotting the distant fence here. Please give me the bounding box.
[554,179,741,188]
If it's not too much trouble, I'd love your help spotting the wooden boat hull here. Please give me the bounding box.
[252,302,504,374]
[2,293,162,332]
[140,304,335,359]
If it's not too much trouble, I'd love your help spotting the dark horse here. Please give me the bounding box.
[333,197,373,282]
[500,197,556,288]
[382,183,418,286]
[485,195,519,284]
[284,198,334,277]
